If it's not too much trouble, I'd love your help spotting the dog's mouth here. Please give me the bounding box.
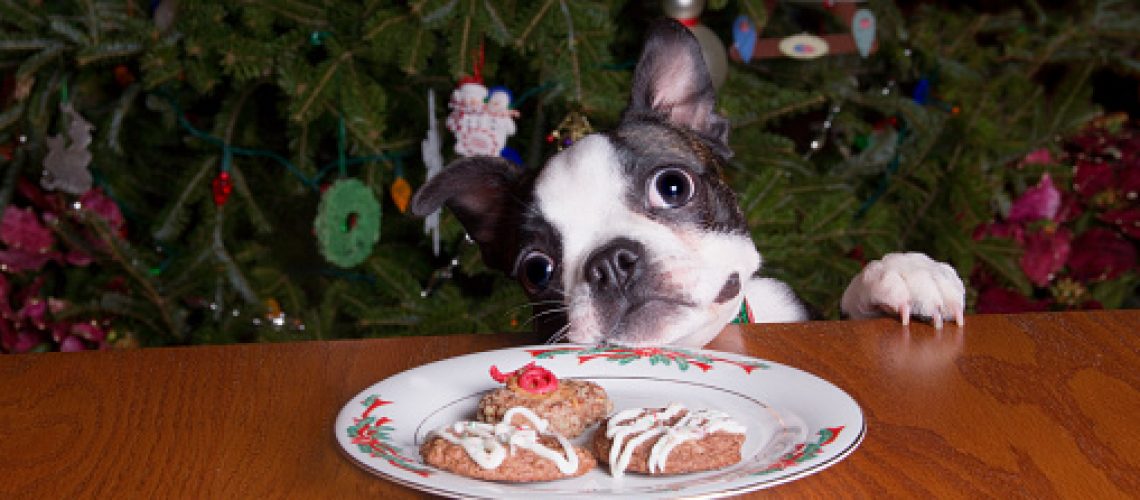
[600,296,698,342]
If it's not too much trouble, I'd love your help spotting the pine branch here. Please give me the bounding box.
[153,156,215,242]
[291,50,353,123]
[86,215,185,339]
[516,0,557,49]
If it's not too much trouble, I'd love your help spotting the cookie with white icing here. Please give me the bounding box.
[420,407,596,482]
[592,403,746,477]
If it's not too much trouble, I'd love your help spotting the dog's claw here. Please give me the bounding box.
[842,252,967,329]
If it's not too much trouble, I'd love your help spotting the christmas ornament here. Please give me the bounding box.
[314,178,381,268]
[445,80,519,157]
[730,2,878,61]
[661,0,704,19]
[152,0,179,33]
[41,102,94,195]
[731,15,758,63]
[211,171,234,206]
[421,89,443,256]
[779,34,829,59]
[114,65,136,87]
[690,25,728,89]
[390,174,412,213]
[546,110,594,151]
[851,9,876,58]
[661,0,727,88]
[264,298,285,325]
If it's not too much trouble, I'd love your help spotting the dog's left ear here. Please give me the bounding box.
[625,19,730,154]
[410,156,524,271]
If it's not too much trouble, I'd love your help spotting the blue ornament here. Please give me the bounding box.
[732,15,758,63]
[851,9,876,58]
[500,146,523,167]
[913,78,931,105]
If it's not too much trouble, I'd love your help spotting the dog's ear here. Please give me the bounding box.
[410,156,523,270]
[625,19,730,152]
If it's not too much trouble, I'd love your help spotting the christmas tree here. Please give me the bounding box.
[1,0,1138,352]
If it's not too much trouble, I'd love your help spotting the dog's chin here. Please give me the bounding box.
[566,295,738,348]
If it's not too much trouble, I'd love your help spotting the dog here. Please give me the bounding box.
[411,20,966,348]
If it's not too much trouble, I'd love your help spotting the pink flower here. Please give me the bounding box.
[1020,227,1072,287]
[1067,228,1137,282]
[69,321,107,343]
[1099,207,1140,239]
[0,273,12,318]
[1008,174,1061,223]
[1073,160,1115,201]
[79,188,126,235]
[1073,158,1140,209]
[18,297,47,330]
[0,206,58,272]
[61,189,127,265]
[975,287,1051,314]
[1023,148,1053,165]
[972,221,1024,242]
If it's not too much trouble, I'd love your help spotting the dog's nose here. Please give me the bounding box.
[586,239,644,294]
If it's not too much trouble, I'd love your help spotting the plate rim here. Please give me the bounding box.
[334,344,864,498]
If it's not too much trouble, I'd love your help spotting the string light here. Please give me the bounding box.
[803,103,842,160]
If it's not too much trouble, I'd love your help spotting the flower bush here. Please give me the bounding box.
[973,114,1140,313]
[0,181,126,353]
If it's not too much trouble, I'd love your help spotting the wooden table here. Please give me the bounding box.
[1,310,1137,498]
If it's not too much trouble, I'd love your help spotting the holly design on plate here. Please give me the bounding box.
[525,346,768,374]
[346,394,432,477]
[756,426,845,475]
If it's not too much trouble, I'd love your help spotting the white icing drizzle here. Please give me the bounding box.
[604,403,746,477]
[432,406,580,474]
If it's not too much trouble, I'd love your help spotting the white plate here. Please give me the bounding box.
[335,345,864,499]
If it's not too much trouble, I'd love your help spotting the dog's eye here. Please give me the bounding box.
[519,251,555,292]
[649,167,695,209]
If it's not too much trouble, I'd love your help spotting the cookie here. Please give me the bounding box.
[421,406,596,482]
[593,403,746,477]
[478,362,611,438]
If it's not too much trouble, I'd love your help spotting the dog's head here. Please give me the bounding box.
[412,20,759,347]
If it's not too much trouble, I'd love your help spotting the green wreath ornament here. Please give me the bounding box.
[314,179,381,268]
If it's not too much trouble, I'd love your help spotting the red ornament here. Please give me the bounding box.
[211,171,234,206]
[113,65,136,87]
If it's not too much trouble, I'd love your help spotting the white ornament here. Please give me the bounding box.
[778,34,830,60]
[446,81,517,157]
[689,24,728,89]
[42,102,95,195]
[422,89,443,256]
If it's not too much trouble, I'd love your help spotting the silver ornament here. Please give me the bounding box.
[42,103,94,195]
[690,24,728,89]
[421,89,443,256]
[662,0,705,20]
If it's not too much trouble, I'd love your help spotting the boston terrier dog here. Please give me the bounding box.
[411,20,966,348]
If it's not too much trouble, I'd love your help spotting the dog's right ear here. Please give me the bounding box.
[410,156,523,270]
[625,19,730,153]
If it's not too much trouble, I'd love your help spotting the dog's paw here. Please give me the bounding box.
[841,252,966,329]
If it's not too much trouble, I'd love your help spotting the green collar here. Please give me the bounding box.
[730,298,754,324]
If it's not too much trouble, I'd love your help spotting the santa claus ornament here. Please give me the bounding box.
[445,78,519,158]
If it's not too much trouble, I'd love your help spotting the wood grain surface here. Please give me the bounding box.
[1,310,1137,499]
